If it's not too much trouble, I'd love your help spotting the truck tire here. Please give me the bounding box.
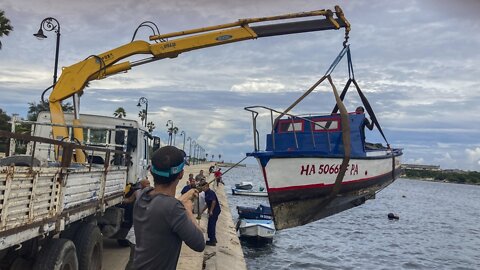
[60,222,81,241]
[10,257,32,270]
[0,155,40,167]
[74,223,103,270]
[33,238,78,270]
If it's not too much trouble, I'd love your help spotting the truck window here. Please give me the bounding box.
[84,129,108,144]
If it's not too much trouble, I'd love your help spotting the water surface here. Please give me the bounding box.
[223,166,480,270]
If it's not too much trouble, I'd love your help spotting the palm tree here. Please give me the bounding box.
[172,127,179,146]
[167,126,178,145]
[138,109,147,126]
[218,154,222,162]
[146,121,155,133]
[113,107,126,118]
[211,154,214,161]
[0,10,13,50]
[27,101,74,121]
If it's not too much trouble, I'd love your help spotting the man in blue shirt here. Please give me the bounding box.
[201,182,221,246]
[181,174,196,195]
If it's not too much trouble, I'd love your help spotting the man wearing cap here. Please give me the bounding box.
[133,146,205,270]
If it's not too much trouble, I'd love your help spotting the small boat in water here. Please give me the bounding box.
[235,181,254,190]
[237,219,276,241]
[232,188,268,197]
[237,204,272,220]
[245,46,403,230]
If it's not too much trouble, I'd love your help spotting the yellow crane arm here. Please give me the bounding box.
[49,6,349,162]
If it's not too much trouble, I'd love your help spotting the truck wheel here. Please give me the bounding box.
[33,238,78,270]
[10,257,32,270]
[74,224,102,270]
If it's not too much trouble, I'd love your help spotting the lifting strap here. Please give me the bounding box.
[330,46,390,147]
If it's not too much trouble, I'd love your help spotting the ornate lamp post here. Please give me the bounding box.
[136,97,148,127]
[34,17,61,85]
[180,131,186,151]
[166,120,174,145]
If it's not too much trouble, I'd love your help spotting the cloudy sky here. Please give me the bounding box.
[1,0,479,170]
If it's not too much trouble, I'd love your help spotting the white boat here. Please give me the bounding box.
[245,46,403,230]
[234,181,254,190]
[231,188,268,197]
[237,219,276,240]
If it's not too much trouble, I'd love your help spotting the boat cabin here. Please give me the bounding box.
[266,112,368,157]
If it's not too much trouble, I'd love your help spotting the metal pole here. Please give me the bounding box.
[181,131,186,151]
[145,100,148,127]
[188,137,192,163]
[193,144,197,165]
[53,31,60,85]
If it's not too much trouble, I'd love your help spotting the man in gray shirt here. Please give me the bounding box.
[133,146,205,270]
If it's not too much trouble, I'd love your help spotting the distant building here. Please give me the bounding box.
[402,164,441,171]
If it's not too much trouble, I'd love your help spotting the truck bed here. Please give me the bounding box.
[0,164,126,250]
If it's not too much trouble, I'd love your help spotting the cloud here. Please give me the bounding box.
[231,79,286,93]
[1,0,480,170]
[466,147,480,167]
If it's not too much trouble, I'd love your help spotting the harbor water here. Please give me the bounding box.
[223,165,480,270]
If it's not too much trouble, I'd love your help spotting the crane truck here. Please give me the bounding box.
[0,6,349,270]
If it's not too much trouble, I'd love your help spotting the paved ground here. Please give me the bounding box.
[102,163,246,270]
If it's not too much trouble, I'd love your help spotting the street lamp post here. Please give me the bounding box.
[173,129,178,146]
[136,97,148,127]
[166,120,174,145]
[180,131,186,151]
[187,137,192,163]
[196,145,201,164]
[34,17,61,85]
[192,141,197,165]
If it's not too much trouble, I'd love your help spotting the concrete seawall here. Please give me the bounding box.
[102,163,247,270]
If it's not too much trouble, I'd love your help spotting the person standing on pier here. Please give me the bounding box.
[123,179,150,270]
[195,169,206,183]
[202,182,221,246]
[133,146,205,270]
[214,168,224,187]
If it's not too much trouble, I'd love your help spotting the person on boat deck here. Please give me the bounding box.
[355,106,374,144]
[133,146,205,270]
[201,181,221,246]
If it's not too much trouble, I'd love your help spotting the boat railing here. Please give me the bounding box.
[244,106,333,152]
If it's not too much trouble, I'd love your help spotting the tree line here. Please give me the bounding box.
[404,169,480,185]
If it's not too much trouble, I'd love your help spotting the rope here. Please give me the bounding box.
[221,156,249,176]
